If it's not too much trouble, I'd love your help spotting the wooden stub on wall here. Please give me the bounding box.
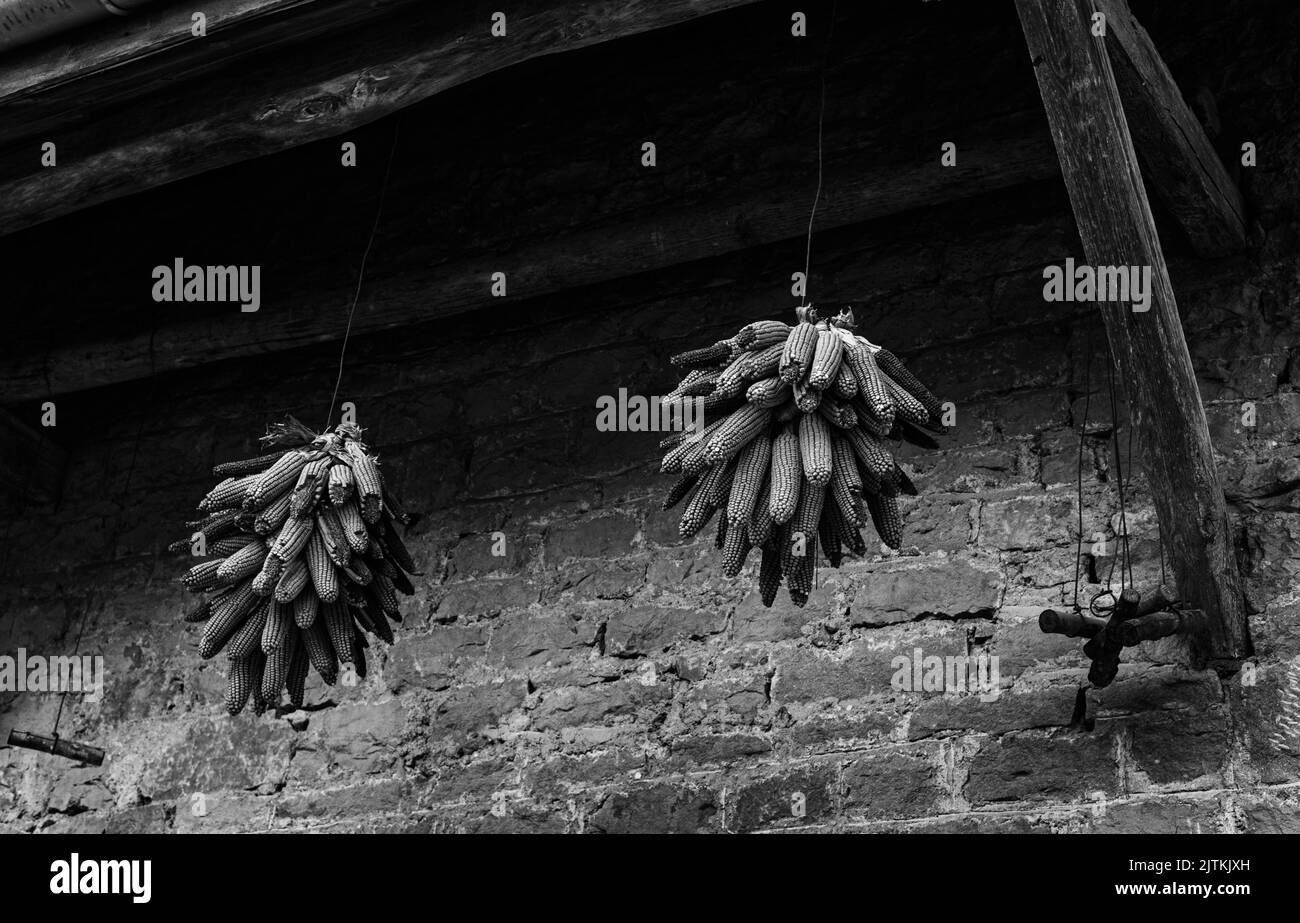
[1015,0,1248,662]
[1096,0,1247,258]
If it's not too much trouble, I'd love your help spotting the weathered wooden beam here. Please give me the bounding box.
[0,0,766,236]
[0,407,67,509]
[1096,0,1247,257]
[1015,0,1248,663]
[0,126,1059,402]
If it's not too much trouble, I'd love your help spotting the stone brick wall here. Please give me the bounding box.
[4,0,1300,834]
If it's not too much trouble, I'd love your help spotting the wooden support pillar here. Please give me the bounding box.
[1095,0,1247,257]
[1015,0,1248,662]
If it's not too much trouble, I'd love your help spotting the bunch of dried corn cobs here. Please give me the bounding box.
[661,306,946,607]
[174,418,417,715]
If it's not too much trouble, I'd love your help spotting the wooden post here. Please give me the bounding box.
[1015,0,1248,663]
[1095,0,1247,257]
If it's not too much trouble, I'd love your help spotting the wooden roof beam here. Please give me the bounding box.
[0,125,1060,402]
[1015,0,1249,664]
[0,0,766,237]
[1097,0,1248,257]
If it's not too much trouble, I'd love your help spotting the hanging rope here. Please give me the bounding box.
[800,0,837,307]
[1072,325,1093,613]
[325,120,402,431]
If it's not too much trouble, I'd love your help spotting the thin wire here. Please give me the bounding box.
[1073,326,1093,612]
[1104,350,1131,593]
[325,121,401,431]
[800,0,837,307]
[801,73,826,306]
[1123,361,1135,588]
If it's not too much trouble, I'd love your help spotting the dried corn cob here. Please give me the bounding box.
[726,435,772,526]
[323,599,357,665]
[875,348,943,421]
[807,324,844,390]
[798,412,833,487]
[251,553,283,596]
[748,478,775,549]
[780,321,818,383]
[289,456,332,519]
[786,480,827,606]
[327,462,355,505]
[274,557,309,603]
[662,471,700,512]
[845,426,895,480]
[336,499,370,554]
[216,539,268,585]
[271,513,313,561]
[206,534,258,558]
[680,461,730,539]
[883,375,930,426]
[866,491,903,549]
[739,320,791,352]
[306,531,340,603]
[722,518,753,577]
[226,656,258,716]
[227,600,271,660]
[244,450,312,511]
[345,441,384,524]
[747,376,791,409]
[831,362,858,400]
[793,379,822,413]
[180,559,223,592]
[316,509,351,567]
[758,543,782,606]
[379,517,417,575]
[254,490,293,535]
[213,449,291,479]
[671,338,734,369]
[200,474,257,513]
[744,343,785,380]
[819,516,843,569]
[301,621,338,685]
[768,426,803,524]
[713,354,752,399]
[703,403,771,466]
[261,626,299,704]
[817,398,857,430]
[844,337,895,425]
[829,436,865,529]
[292,588,319,629]
[342,557,374,587]
[261,600,291,653]
[184,598,213,623]
[372,574,401,618]
[285,645,310,709]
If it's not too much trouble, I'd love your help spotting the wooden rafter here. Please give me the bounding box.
[1096,0,1247,257]
[1015,0,1248,662]
[0,0,767,237]
[0,125,1058,403]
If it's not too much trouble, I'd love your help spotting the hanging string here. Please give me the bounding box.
[1103,346,1133,593]
[325,120,401,431]
[1072,325,1093,612]
[800,0,837,308]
